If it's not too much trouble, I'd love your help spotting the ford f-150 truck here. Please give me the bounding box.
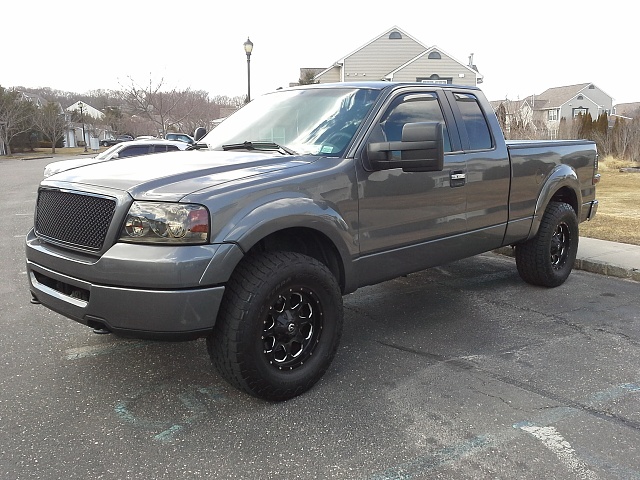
[26,82,599,400]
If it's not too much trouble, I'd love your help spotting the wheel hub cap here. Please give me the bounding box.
[263,288,322,370]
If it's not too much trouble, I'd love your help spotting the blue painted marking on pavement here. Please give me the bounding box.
[368,435,490,480]
[369,381,639,479]
[114,384,226,442]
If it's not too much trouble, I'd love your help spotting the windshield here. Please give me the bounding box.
[200,87,380,156]
[94,143,123,160]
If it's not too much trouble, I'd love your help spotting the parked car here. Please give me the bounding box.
[165,132,195,144]
[100,135,134,147]
[43,139,190,178]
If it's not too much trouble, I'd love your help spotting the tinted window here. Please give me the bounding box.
[119,145,151,158]
[380,93,451,152]
[166,145,180,151]
[454,93,492,150]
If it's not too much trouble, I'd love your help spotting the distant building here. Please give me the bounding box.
[299,26,482,88]
[492,83,613,139]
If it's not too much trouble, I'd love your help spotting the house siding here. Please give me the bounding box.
[390,51,477,86]
[316,66,341,83]
[343,33,425,81]
[559,93,608,120]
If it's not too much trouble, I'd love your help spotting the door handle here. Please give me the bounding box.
[450,171,466,187]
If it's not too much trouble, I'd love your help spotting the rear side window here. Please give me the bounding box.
[454,93,492,150]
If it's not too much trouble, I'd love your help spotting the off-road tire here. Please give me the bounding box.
[207,251,343,401]
[515,201,579,287]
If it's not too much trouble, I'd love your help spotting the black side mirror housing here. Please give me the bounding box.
[367,122,444,172]
[194,127,207,142]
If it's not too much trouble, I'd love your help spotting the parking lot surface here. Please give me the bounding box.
[1,157,639,479]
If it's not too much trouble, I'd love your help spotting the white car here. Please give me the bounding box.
[44,139,190,178]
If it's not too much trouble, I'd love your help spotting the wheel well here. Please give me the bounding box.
[247,228,345,292]
[550,186,578,214]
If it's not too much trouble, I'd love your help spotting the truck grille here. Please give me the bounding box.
[35,189,116,250]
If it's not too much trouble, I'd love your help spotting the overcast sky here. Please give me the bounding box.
[3,0,637,105]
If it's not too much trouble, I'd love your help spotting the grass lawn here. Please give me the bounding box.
[580,157,640,246]
[2,147,106,159]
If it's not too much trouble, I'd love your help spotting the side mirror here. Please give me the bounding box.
[194,127,207,142]
[367,122,444,172]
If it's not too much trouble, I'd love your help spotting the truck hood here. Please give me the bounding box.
[45,149,315,201]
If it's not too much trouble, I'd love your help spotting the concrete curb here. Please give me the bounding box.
[493,246,640,283]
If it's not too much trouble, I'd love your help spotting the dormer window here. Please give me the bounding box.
[389,31,402,39]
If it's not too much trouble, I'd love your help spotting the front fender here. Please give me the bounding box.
[212,192,357,288]
[528,164,581,240]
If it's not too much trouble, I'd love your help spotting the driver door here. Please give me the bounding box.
[354,90,468,285]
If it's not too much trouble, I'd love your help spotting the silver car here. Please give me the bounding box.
[44,139,190,178]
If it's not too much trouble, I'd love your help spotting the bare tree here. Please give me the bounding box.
[122,76,195,137]
[0,86,35,155]
[34,102,68,154]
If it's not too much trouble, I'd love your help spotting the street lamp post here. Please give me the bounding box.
[244,37,254,104]
[78,101,87,152]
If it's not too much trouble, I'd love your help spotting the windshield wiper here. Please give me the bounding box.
[186,143,208,150]
[222,141,297,155]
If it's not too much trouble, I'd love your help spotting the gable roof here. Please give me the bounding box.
[384,45,483,82]
[531,83,612,110]
[614,102,640,117]
[337,25,428,64]
[313,26,479,84]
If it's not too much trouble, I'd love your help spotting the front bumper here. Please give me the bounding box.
[26,230,244,339]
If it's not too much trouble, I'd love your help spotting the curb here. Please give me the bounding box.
[493,247,640,283]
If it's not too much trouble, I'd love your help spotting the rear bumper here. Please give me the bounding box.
[582,199,598,222]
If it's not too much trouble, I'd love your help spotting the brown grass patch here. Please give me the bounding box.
[580,157,640,246]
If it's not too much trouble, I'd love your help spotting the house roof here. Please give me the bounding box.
[490,98,531,113]
[384,45,483,82]
[530,83,613,110]
[312,26,478,83]
[337,25,428,64]
[614,102,640,117]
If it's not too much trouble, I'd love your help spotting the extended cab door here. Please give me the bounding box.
[353,89,468,285]
[445,91,510,252]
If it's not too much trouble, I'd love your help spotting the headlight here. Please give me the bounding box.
[119,202,209,244]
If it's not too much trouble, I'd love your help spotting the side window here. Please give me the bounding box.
[166,145,180,152]
[454,93,492,150]
[119,145,151,158]
[379,93,451,153]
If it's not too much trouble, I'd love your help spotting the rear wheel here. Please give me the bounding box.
[515,201,579,287]
[207,251,343,401]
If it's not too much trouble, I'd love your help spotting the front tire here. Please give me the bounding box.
[515,201,579,287]
[207,251,343,401]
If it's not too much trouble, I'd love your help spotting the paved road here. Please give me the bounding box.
[1,156,639,479]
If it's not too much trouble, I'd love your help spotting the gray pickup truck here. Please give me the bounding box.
[26,82,599,400]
